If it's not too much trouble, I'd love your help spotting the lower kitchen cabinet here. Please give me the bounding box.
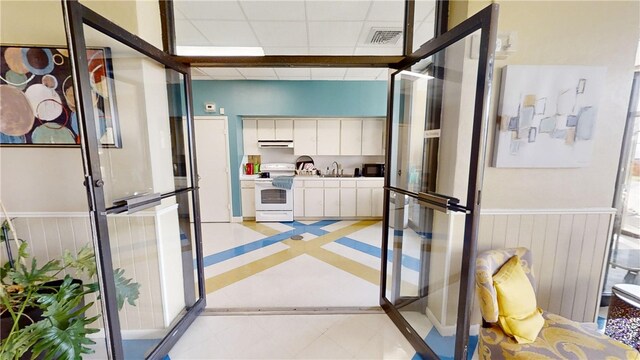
[293,178,383,219]
[304,188,324,217]
[240,180,255,218]
[340,188,357,217]
[294,187,304,217]
[356,188,373,217]
[324,188,340,217]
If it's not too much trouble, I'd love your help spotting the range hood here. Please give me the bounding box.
[258,140,293,148]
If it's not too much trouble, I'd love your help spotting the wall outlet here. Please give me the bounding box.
[205,103,216,112]
[220,107,225,115]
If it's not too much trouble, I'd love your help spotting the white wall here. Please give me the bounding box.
[449,0,640,323]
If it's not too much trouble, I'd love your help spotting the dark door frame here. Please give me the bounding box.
[379,5,499,359]
[62,0,206,358]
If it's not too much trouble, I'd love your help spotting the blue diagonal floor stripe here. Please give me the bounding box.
[334,237,421,272]
[202,220,338,267]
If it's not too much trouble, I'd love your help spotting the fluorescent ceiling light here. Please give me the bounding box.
[176,46,265,57]
[399,70,434,80]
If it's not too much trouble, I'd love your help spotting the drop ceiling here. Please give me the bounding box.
[174,0,436,80]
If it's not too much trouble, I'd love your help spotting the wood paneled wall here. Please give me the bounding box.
[6,214,165,332]
[477,209,614,323]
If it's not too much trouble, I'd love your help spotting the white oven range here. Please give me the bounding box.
[254,163,296,222]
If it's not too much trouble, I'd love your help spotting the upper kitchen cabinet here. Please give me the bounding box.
[317,119,341,155]
[361,118,385,156]
[243,119,259,154]
[294,119,317,155]
[256,118,294,140]
[340,119,362,156]
[244,118,294,154]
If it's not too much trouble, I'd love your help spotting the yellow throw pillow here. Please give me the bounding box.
[493,255,544,344]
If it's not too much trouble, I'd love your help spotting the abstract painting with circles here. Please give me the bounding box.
[0,45,121,147]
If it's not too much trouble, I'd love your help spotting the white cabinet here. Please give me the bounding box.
[256,118,293,140]
[362,118,385,156]
[356,188,372,217]
[371,188,384,217]
[340,119,362,155]
[324,188,340,217]
[294,185,304,217]
[317,119,341,155]
[304,188,324,217]
[242,119,259,154]
[294,119,317,155]
[340,188,357,217]
[275,119,293,140]
[241,180,255,218]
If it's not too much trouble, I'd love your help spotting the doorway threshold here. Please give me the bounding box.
[200,306,383,316]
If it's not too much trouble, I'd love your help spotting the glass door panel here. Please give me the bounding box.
[382,5,497,360]
[64,2,204,357]
[80,24,199,358]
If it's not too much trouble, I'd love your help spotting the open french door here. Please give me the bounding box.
[380,5,498,360]
[62,1,205,358]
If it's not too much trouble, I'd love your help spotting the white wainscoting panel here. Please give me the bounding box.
[477,209,614,323]
[6,214,166,331]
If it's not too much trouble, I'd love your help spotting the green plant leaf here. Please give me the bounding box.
[113,268,140,310]
[63,245,96,278]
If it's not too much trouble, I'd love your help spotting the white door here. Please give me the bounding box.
[195,116,231,222]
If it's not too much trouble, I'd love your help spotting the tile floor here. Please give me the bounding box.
[168,313,418,359]
[171,219,477,360]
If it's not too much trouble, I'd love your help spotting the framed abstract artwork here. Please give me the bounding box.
[0,45,121,147]
[493,65,606,168]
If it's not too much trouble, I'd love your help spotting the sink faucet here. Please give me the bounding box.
[331,161,341,176]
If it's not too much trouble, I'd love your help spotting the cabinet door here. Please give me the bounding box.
[317,119,341,155]
[340,119,362,155]
[362,118,385,156]
[356,188,372,217]
[340,188,356,217]
[294,119,317,155]
[243,119,259,154]
[304,188,324,217]
[257,119,276,140]
[294,186,304,218]
[275,119,294,140]
[371,188,384,217]
[241,188,255,217]
[324,188,340,217]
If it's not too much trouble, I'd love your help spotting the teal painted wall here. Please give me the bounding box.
[192,80,388,217]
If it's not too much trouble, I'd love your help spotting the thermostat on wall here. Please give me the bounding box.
[204,103,216,112]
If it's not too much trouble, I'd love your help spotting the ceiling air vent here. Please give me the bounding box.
[366,28,402,45]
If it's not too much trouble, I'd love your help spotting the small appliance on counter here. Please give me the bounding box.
[362,163,385,177]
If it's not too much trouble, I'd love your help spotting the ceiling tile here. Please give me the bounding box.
[175,20,209,46]
[263,47,309,55]
[366,0,404,22]
[354,46,402,55]
[413,21,435,49]
[311,68,346,80]
[415,0,436,22]
[306,1,371,21]
[308,47,354,55]
[198,68,244,77]
[174,0,246,20]
[274,68,311,77]
[237,68,278,77]
[191,67,208,76]
[251,22,307,47]
[278,76,312,80]
[345,68,384,78]
[192,20,259,46]
[308,22,363,47]
[240,1,306,21]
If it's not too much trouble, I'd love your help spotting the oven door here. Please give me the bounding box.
[254,181,292,211]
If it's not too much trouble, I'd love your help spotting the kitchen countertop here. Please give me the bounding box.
[294,176,384,180]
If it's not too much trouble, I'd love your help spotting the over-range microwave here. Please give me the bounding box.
[362,163,385,177]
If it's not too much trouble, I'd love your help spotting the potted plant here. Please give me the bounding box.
[0,208,140,359]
